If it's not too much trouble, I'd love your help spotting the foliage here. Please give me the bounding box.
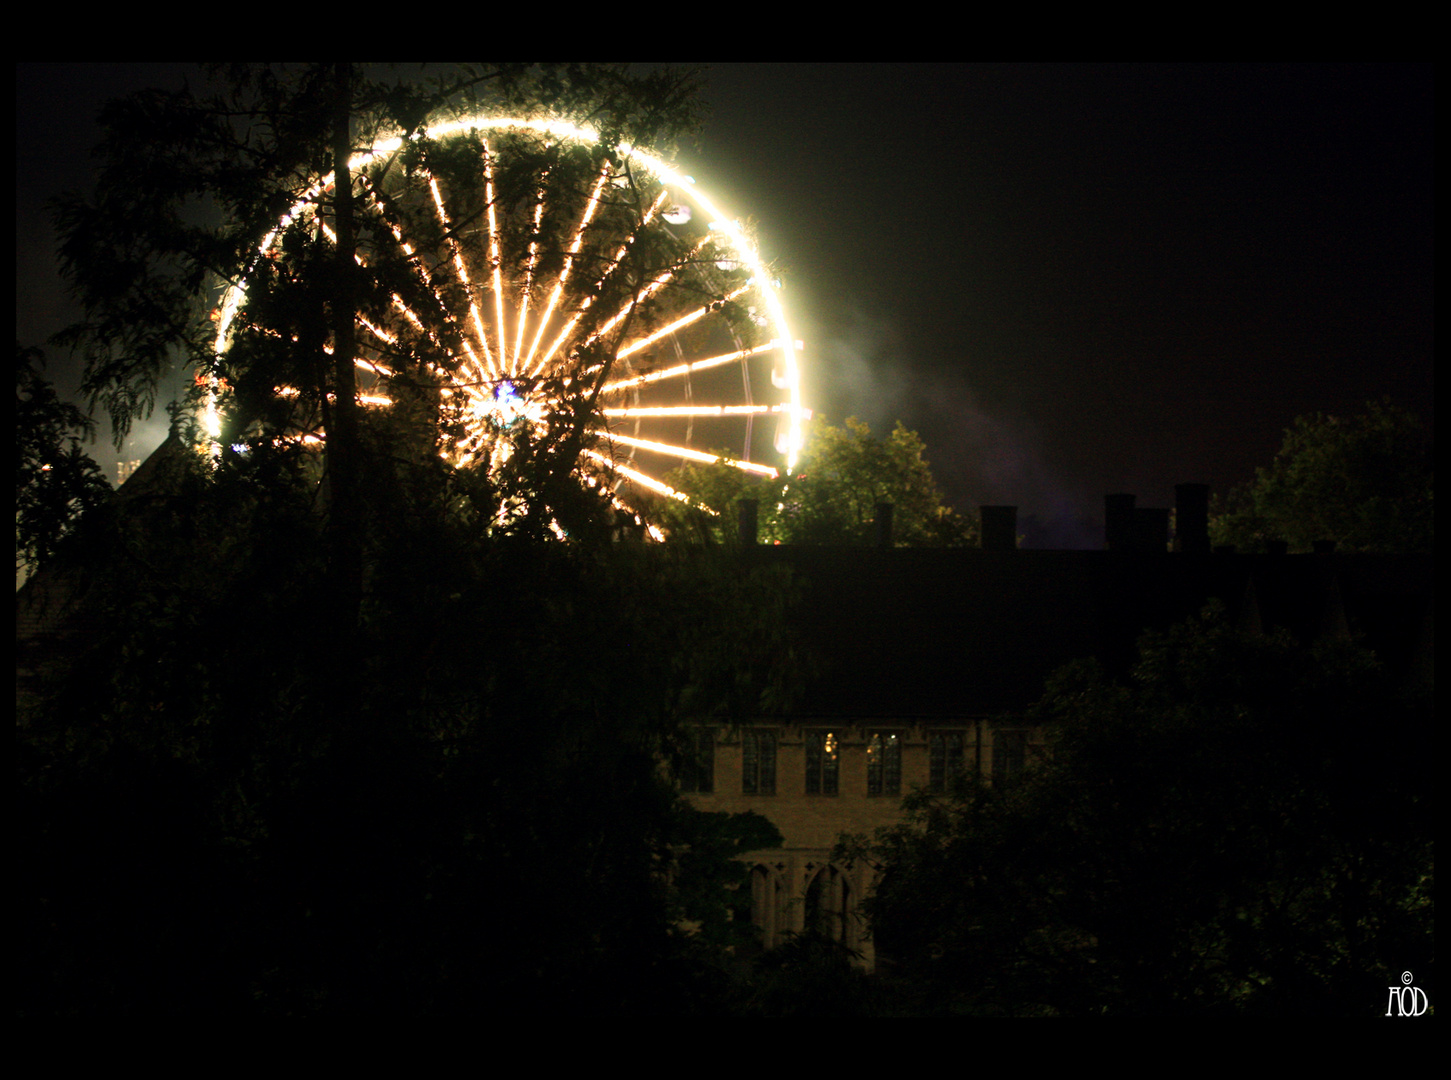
[23,65,822,1015]
[15,343,112,574]
[1210,399,1433,553]
[50,64,701,448]
[18,446,808,1014]
[48,62,713,612]
[730,932,882,1017]
[854,605,1433,1016]
[666,807,782,958]
[664,416,976,546]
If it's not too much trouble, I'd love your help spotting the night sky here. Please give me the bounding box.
[16,63,1434,547]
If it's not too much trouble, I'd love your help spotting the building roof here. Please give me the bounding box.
[742,546,1432,720]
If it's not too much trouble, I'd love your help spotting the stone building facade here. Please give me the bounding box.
[672,502,1432,969]
[19,471,1431,974]
[681,719,1041,968]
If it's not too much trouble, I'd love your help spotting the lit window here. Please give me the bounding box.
[742,730,777,795]
[929,731,966,793]
[866,731,901,796]
[805,731,840,795]
[679,727,714,794]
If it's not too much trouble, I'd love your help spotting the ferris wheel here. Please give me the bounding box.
[208,113,807,533]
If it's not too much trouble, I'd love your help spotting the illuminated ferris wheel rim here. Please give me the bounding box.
[210,112,807,473]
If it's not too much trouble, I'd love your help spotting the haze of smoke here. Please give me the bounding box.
[813,313,1100,548]
[95,360,192,488]
[109,414,174,487]
[90,318,1102,545]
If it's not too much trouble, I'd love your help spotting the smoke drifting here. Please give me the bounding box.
[809,309,1100,549]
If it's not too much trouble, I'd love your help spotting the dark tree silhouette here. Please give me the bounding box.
[852,605,1433,1016]
[1210,400,1433,554]
[16,343,111,575]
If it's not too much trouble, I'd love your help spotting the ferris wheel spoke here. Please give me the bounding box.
[601,404,780,418]
[571,237,718,367]
[527,188,676,380]
[212,114,806,521]
[479,140,511,376]
[425,171,495,374]
[318,197,478,381]
[604,495,667,543]
[361,180,454,325]
[596,430,779,478]
[522,161,612,373]
[512,166,549,365]
[580,448,706,509]
[358,191,434,321]
[615,283,752,363]
[357,315,399,353]
[599,340,779,395]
